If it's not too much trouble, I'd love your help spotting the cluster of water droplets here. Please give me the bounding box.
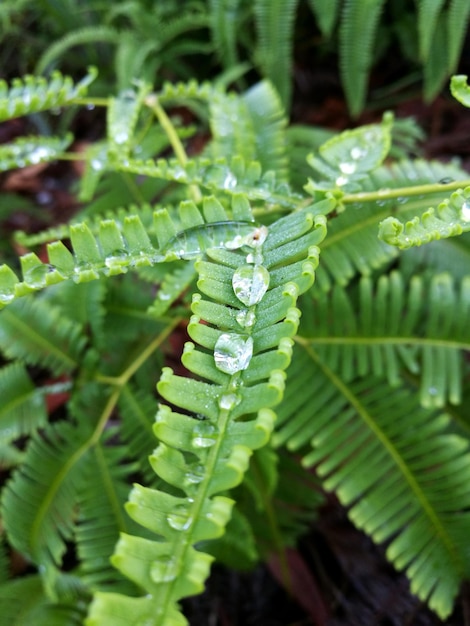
[213,225,270,409]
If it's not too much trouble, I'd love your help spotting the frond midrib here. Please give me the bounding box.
[302,343,466,574]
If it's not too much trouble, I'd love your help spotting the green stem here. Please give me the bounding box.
[342,179,470,205]
[145,94,202,203]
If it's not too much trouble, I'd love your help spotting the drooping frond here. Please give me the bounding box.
[0,67,97,122]
[35,27,118,75]
[299,271,470,408]
[0,362,47,443]
[86,201,327,626]
[0,135,73,172]
[378,186,470,249]
[307,0,340,37]
[339,0,386,117]
[1,420,93,592]
[253,0,299,110]
[148,262,197,317]
[0,575,87,626]
[274,344,470,620]
[0,298,87,373]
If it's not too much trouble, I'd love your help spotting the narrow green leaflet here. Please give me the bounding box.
[450,74,470,107]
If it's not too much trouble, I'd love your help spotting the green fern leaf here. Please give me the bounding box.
[0,67,97,122]
[299,272,470,408]
[1,421,92,591]
[253,0,299,111]
[423,12,450,102]
[274,346,470,619]
[86,203,327,625]
[0,575,86,626]
[0,362,47,442]
[149,262,197,317]
[447,0,470,72]
[378,186,470,248]
[339,0,386,117]
[0,135,73,172]
[209,0,241,68]
[107,83,151,160]
[418,0,446,61]
[0,298,87,374]
[209,81,289,182]
[308,0,340,36]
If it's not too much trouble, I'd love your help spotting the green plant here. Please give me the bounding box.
[3,1,469,118]
[1,67,470,626]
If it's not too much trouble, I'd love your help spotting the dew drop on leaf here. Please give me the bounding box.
[167,504,193,531]
[150,555,179,583]
[236,309,256,329]
[461,201,470,222]
[218,393,241,410]
[192,421,217,448]
[232,264,270,306]
[214,333,253,374]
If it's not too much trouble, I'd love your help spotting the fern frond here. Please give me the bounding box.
[0,362,47,442]
[0,135,73,172]
[0,575,87,626]
[253,0,299,110]
[75,433,140,593]
[299,271,470,408]
[209,0,241,69]
[86,203,327,625]
[1,421,92,592]
[0,298,87,374]
[0,67,97,122]
[339,0,386,117]
[378,186,470,249]
[308,0,340,37]
[209,81,289,181]
[447,0,470,72]
[107,83,151,160]
[418,0,446,61]
[35,26,118,75]
[305,113,393,192]
[423,12,450,102]
[117,156,301,207]
[274,345,470,619]
[315,158,470,290]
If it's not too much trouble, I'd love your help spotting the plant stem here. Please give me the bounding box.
[145,94,202,203]
[342,179,470,204]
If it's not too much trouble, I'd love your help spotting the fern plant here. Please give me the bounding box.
[1,66,470,626]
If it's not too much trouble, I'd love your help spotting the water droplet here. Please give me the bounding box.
[105,252,129,270]
[183,465,205,488]
[24,264,51,288]
[350,147,366,160]
[218,393,241,410]
[214,333,253,374]
[461,201,470,222]
[29,147,53,164]
[167,504,193,531]
[236,309,256,329]
[223,172,237,189]
[150,555,179,582]
[335,175,348,186]
[439,177,453,184]
[192,421,217,448]
[91,158,104,171]
[114,130,129,145]
[86,104,95,111]
[0,291,14,304]
[232,264,270,306]
[428,386,438,396]
[339,162,356,175]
